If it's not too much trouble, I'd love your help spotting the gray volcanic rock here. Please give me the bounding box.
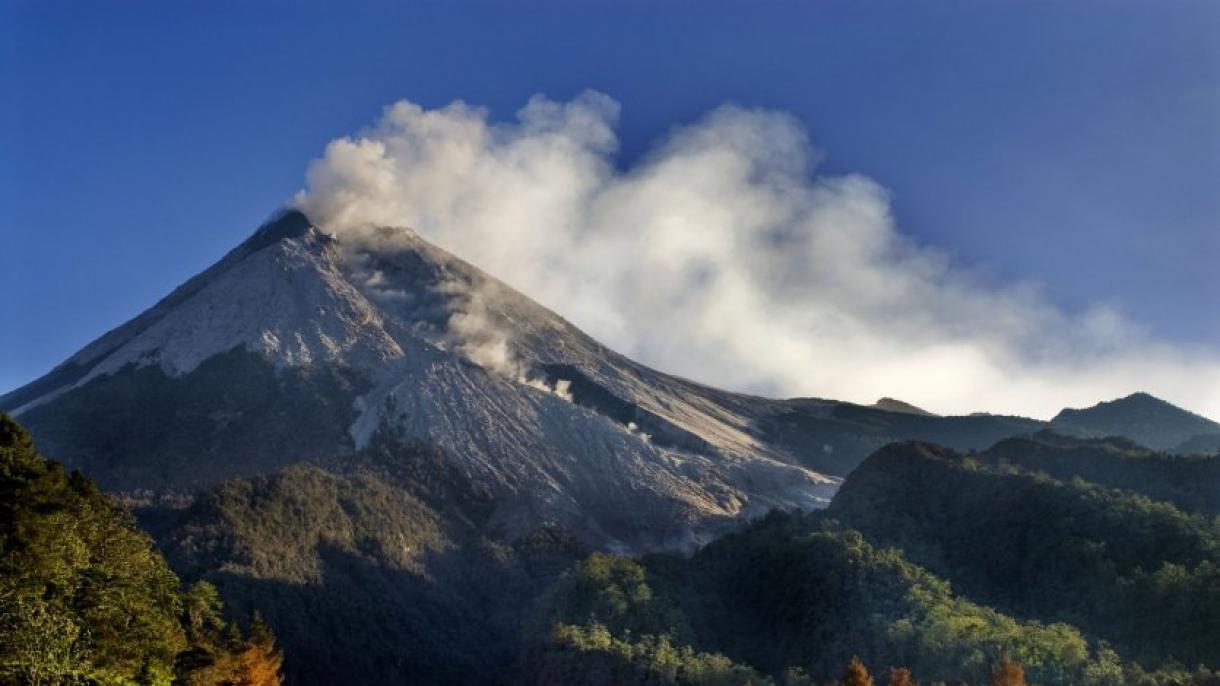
[3,210,836,552]
[21,211,1213,552]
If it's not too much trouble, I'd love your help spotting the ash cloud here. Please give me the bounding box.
[295,92,1220,419]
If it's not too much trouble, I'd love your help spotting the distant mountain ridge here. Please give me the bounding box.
[1051,391,1220,451]
[870,397,937,416]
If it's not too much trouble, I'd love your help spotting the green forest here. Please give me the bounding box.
[0,415,283,686]
[3,415,1219,685]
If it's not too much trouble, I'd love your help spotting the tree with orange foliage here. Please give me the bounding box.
[176,613,283,686]
[842,656,876,686]
[888,666,917,686]
[234,613,284,686]
[988,656,1027,686]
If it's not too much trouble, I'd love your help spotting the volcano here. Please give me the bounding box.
[3,210,841,551]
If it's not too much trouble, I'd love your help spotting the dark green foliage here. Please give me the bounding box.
[18,348,367,489]
[539,553,692,642]
[0,414,280,686]
[147,440,584,686]
[827,404,1045,455]
[131,426,1220,685]
[983,432,1220,515]
[829,441,1220,669]
[531,512,1115,686]
[524,623,774,686]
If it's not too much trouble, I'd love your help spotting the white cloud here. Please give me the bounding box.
[294,92,1220,420]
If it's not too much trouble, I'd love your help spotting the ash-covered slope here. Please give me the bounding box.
[3,210,836,551]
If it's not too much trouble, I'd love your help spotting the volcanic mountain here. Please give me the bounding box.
[10,210,1215,554]
[3,210,844,551]
[9,210,1220,685]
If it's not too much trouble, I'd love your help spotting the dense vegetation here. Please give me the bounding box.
[520,433,1220,685]
[830,441,1220,670]
[0,414,282,686]
[141,432,584,685]
[524,515,1123,686]
[981,432,1220,515]
[10,400,1220,685]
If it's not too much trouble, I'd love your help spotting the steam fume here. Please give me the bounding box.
[295,91,1220,418]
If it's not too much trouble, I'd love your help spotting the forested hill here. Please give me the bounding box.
[518,433,1220,686]
[7,406,1219,685]
[137,432,589,685]
[0,414,283,686]
[980,431,1220,515]
[829,439,1220,671]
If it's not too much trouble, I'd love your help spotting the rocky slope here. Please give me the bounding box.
[3,210,837,552]
[8,211,1218,553]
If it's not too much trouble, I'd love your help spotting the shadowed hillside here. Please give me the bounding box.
[829,441,1220,669]
[1051,392,1220,450]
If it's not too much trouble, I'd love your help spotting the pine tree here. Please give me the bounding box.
[842,656,876,686]
[183,581,225,640]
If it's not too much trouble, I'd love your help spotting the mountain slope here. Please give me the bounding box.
[525,513,1116,686]
[2,210,835,552]
[9,211,1216,554]
[828,441,1220,669]
[144,452,575,685]
[1051,391,1220,450]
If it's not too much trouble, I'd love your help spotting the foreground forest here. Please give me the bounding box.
[0,416,283,685]
[3,415,1219,685]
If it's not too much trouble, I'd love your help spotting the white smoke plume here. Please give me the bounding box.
[295,92,1220,419]
[436,277,573,401]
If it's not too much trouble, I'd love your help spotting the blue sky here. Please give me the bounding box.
[2,1,1218,403]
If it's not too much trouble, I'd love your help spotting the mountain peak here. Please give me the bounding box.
[1051,392,1220,451]
[4,211,838,552]
[241,208,317,253]
[871,397,937,416]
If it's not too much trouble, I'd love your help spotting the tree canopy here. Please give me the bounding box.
[0,414,282,686]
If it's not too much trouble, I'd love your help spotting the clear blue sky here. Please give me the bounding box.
[2,0,1217,393]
